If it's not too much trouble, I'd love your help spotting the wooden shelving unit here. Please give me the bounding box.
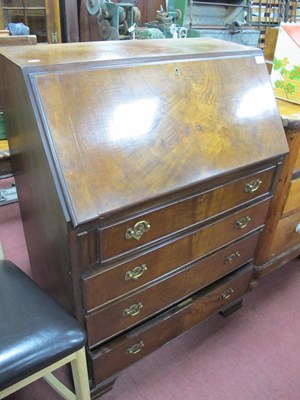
[0,0,61,43]
[251,0,300,48]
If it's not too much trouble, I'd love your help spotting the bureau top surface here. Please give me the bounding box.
[0,38,289,226]
[0,37,259,68]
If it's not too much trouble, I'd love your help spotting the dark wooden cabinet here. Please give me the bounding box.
[0,38,288,398]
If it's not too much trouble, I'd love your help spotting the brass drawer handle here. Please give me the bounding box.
[220,287,234,300]
[235,216,251,229]
[125,264,147,281]
[224,251,241,264]
[126,340,144,355]
[123,302,144,317]
[125,220,150,241]
[244,179,262,193]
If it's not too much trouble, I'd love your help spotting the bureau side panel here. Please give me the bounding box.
[0,57,75,312]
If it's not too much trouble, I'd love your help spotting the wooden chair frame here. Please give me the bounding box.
[0,347,91,400]
[0,245,91,400]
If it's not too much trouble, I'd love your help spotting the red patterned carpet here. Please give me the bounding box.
[1,197,300,400]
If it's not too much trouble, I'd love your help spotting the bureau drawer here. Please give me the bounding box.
[294,150,300,172]
[99,167,275,260]
[282,178,300,215]
[89,264,253,385]
[83,231,260,312]
[85,232,260,346]
[269,208,300,256]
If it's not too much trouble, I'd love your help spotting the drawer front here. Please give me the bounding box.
[89,265,253,385]
[86,233,259,347]
[85,199,270,312]
[83,231,261,312]
[99,167,275,260]
[269,208,300,256]
[294,149,300,172]
[282,178,300,215]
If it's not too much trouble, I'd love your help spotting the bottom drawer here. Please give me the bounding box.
[89,264,252,386]
[269,208,300,256]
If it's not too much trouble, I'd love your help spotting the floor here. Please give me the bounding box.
[1,182,300,400]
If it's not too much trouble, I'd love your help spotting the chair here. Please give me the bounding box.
[0,259,91,400]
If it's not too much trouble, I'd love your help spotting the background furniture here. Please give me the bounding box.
[254,99,300,279]
[263,26,279,73]
[0,259,90,400]
[253,26,300,280]
[251,0,300,48]
[0,0,167,43]
[0,1,61,43]
[0,38,288,398]
[0,33,37,202]
[0,140,11,178]
[79,0,166,41]
[1,1,299,45]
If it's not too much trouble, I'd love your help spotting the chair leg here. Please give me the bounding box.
[70,347,91,400]
[44,373,76,400]
[0,350,90,400]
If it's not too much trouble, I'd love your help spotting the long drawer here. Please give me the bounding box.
[83,199,269,311]
[85,232,260,346]
[88,264,253,385]
[99,167,275,260]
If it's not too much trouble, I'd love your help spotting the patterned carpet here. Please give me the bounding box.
[1,198,300,400]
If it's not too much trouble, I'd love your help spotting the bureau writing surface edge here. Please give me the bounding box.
[0,38,288,398]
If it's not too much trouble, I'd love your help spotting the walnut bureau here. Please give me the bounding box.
[254,99,300,279]
[0,39,288,398]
